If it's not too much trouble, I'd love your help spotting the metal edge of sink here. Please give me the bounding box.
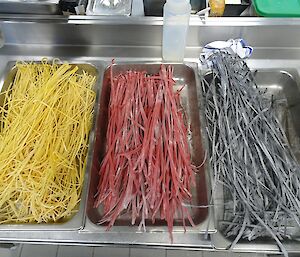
[2,15,300,25]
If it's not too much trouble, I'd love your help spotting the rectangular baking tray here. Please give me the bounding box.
[0,61,102,230]
[86,63,210,232]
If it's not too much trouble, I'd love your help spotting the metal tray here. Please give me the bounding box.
[86,63,211,233]
[0,0,61,14]
[0,61,102,231]
[205,69,300,250]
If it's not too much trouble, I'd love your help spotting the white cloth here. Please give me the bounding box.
[199,39,253,68]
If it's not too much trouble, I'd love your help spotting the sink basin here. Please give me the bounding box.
[203,69,300,250]
[254,70,300,160]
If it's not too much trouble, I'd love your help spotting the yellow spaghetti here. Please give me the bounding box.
[0,59,96,223]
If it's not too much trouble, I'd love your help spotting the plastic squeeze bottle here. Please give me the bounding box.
[162,0,191,62]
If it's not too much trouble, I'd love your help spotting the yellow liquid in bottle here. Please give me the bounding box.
[209,0,225,16]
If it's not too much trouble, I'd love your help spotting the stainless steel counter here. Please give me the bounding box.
[1,16,300,255]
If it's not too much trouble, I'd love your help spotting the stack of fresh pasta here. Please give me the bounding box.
[0,59,96,224]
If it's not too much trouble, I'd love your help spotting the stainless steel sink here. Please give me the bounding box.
[0,16,300,255]
[255,70,300,159]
